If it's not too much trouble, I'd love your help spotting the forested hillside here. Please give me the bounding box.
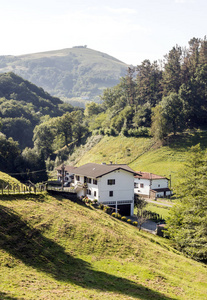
[87,37,207,138]
[0,47,128,104]
[0,72,87,182]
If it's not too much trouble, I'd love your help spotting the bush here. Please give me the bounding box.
[128,127,150,137]
[121,128,129,137]
[127,219,132,224]
[93,199,98,204]
[121,216,127,222]
[133,221,138,227]
[98,203,104,210]
[103,205,111,214]
[112,212,116,217]
[116,213,121,219]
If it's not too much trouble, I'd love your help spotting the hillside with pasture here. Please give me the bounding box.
[0,192,206,300]
[0,47,128,105]
[67,129,207,187]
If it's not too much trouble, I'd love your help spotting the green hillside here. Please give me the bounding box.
[69,130,207,187]
[0,47,128,104]
[0,193,206,299]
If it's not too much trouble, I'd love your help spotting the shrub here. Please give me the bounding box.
[121,128,129,137]
[112,212,116,217]
[93,199,98,204]
[116,213,121,219]
[121,216,127,222]
[98,203,104,210]
[127,219,132,224]
[103,206,111,214]
[133,221,138,227]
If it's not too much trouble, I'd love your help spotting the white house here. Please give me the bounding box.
[134,171,172,199]
[72,163,136,216]
[56,165,77,185]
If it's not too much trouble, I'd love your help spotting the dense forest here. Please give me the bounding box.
[0,37,207,183]
[85,37,207,140]
[0,72,86,182]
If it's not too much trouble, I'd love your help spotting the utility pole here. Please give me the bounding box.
[61,164,65,190]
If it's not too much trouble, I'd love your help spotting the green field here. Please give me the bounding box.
[0,193,206,299]
[73,130,207,187]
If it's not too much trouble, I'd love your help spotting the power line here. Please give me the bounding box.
[8,169,47,176]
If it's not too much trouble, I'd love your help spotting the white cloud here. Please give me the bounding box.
[175,0,195,3]
[105,7,137,15]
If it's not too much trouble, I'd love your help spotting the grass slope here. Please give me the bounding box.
[0,193,206,299]
[0,171,22,187]
[74,130,207,186]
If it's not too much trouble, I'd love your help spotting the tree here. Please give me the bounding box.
[134,195,149,231]
[151,105,168,141]
[57,112,73,147]
[20,148,48,183]
[33,123,56,159]
[161,93,185,135]
[166,144,207,262]
[0,133,21,173]
[162,46,182,96]
[135,60,162,107]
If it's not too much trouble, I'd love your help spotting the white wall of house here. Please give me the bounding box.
[74,169,134,215]
[151,178,169,190]
[134,178,150,196]
[134,177,171,198]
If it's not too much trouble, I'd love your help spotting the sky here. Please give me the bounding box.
[0,0,206,65]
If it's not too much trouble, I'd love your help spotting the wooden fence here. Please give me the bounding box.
[0,182,46,195]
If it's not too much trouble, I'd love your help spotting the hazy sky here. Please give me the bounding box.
[0,0,206,65]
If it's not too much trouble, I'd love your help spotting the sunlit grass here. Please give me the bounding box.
[0,193,206,299]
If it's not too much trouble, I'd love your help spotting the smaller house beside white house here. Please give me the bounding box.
[56,165,77,185]
[72,163,136,216]
[134,172,172,199]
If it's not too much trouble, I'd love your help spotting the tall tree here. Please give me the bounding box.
[136,60,162,107]
[166,144,207,262]
[162,46,182,96]
[161,93,185,135]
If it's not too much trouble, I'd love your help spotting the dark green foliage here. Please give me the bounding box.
[166,144,207,262]
[99,37,207,138]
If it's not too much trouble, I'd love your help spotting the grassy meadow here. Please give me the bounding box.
[73,130,207,187]
[0,193,207,299]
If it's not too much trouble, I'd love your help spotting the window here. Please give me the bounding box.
[140,183,144,188]
[93,179,97,185]
[109,191,113,197]
[107,179,115,185]
[158,184,160,187]
[87,189,91,195]
[76,175,80,181]
[134,183,138,188]
[87,178,91,184]
[94,191,96,197]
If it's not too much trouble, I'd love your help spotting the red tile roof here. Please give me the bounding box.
[135,171,167,180]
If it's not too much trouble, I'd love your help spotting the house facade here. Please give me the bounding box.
[72,163,135,216]
[134,172,172,199]
[56,165,76,185]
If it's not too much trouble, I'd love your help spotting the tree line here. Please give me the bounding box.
[87,37,207,138]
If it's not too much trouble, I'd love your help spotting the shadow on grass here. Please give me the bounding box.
[0,205,176,300]
[168,131,207,150]
[0,292,21,300]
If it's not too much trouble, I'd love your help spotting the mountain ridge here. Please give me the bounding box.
[0,47,129,104]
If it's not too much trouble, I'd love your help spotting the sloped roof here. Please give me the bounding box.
[56,165,77,173]
[73,163,136,178]
[135,171,168,180]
